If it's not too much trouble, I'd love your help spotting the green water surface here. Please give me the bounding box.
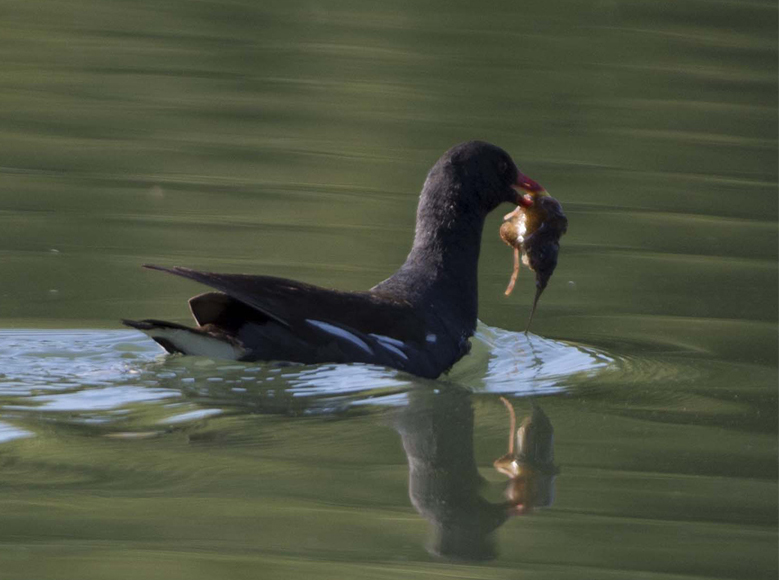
[0,0,776,578]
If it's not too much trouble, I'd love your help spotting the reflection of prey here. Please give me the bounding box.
[493,397,558,513]
[392,386,557,561]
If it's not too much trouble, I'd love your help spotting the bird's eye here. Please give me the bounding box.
[499,160,508,174]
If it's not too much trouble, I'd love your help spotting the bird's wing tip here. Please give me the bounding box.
[142,263,174,273]
[142,264,202,276]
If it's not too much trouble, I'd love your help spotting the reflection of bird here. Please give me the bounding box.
[123,141,544,378]
[392,385,512,561]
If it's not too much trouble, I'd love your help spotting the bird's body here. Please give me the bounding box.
[123,141,544,378]
[125,266,464,378]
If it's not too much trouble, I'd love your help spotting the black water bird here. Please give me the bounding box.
[123,141,544,378]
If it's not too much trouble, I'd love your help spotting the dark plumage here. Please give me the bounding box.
[123,141,543,378]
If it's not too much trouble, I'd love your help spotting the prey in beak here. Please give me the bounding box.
[501,171,568,332]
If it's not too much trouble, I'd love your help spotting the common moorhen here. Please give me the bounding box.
[123,141,544,378]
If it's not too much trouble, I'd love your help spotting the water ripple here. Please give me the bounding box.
[0,324,712,440]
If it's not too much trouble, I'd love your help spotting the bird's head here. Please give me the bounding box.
[435,141,543,214]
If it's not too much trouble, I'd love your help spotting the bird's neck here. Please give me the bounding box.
[406,210,485,292]
[376,191,487,334]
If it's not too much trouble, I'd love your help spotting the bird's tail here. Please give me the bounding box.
[122,319,245,360]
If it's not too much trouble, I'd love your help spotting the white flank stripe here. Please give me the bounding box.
[377,341,409,361]
[368,333,406,348]
[368,333,409,361]
[426,333,437,343]
[306,320,374,356]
